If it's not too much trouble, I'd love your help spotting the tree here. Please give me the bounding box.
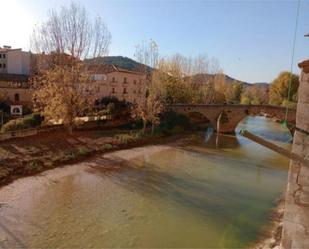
[30,2,111,133]
[131,94,164,134]
[132,40,164,134]
[32,63,95,133]
[31,2,111,60]
[240,85,269,105]
[269,71,299,106]
[134,39,159,75]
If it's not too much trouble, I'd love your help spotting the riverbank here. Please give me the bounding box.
[0,128,189,187]
[0,117,290,248]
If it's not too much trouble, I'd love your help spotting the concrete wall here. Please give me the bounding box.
[7,49,30,75]
[281,60,309,248]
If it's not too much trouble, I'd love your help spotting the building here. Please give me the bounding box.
[0,46,31,109]
[0,48,147,111]
[88,64,146,103]
[0,46,31,75]
[0,74,31,105]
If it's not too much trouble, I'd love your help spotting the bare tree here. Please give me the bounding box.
[134,39,159,75]
[31,1,111,60]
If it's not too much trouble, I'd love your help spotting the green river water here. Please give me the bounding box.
[0,116,291,248]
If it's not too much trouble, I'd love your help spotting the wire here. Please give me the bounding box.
[283,0,301,127]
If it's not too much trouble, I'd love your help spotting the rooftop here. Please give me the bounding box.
[87,64,145,75]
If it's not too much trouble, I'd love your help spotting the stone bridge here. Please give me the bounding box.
[170,104,296,135]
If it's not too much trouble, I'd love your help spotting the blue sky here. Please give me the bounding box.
[2,0,309,83]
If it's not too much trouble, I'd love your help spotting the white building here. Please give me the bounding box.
[0,46,30,75]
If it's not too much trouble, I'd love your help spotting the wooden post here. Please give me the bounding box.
[216,112,223,148]
[240,129,309,167]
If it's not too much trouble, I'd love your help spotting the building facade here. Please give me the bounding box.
[88,64,146,103]
[0,46,31,108]
[0,46,30,75]
[0,74,31,105]
[0,48,147,110]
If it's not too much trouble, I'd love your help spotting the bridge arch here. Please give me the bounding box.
[170,104,296,136]
[185,111,216,129]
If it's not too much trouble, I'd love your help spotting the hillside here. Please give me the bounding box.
[85,56,269,88]
[84,56,152,74]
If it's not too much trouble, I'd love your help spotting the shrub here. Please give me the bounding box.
[0,101,10,113]
[115,131,143,144]
[1,113,44,132]
[100,143,113,150]
[115,134,132,144]
[26,160,43,172]
[60,151,76,162]
[77,147,92,156]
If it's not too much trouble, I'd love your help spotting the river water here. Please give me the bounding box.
[0,117,291,248]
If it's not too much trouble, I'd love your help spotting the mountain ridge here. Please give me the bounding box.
[85,56,269,87]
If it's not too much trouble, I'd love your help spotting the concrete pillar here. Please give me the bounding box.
[281,60,309,248]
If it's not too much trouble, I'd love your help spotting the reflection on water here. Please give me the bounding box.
[0,117,291,248]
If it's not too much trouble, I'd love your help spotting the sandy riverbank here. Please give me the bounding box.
[0,128,191,187]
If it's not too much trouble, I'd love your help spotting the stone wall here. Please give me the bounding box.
[171,104,296,134]
[281,60,309,248]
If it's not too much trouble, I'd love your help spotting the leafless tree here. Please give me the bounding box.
[31,1,111,61]
[134,39,159,73]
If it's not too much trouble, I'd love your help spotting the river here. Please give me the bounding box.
[0,116,291,248]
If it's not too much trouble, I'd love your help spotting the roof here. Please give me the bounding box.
[0,73,29,82]
[87,64,145,75]
[0,48,22,52]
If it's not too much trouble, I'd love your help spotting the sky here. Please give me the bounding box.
[1,0,309,83]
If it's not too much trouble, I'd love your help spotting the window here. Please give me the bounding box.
[112,88,115,93]
[93,74,106,81]
[124,77,127,83]
[133,90,136,94]
[112,77,115,82]
[14,93,20,102]
[3,63,6,68]
[3,54,5,59]
[0,54,2,58]
[123,88,127,94]
[0,64,2,68]
[133,80,136,84]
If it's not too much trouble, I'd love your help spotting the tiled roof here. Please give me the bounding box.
[87,64,145,75]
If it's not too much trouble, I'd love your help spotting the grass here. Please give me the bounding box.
[77,147,93,156]
[100,143,113,150]
[114,131,144,144]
